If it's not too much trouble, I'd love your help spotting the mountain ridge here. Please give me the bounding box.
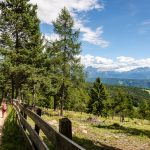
[85,67,150,88]
[85,66,150,80]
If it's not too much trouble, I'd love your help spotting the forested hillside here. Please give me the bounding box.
[88,78,150,89]
[106,85,150,105]
[0,0,150,121]
[1,1,150,149]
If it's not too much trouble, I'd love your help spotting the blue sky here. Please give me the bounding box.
[89,0,150,59]
[31,0,150,71]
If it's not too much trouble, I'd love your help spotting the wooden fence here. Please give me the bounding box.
[13,101,85,150]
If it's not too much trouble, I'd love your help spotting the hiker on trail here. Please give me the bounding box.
[1,100,7,118]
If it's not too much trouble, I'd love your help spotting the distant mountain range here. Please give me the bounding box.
[85,67,150,80]
[85,67,150,88]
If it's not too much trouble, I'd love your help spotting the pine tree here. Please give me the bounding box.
[50,7,83,116]
[0,61,10,102]
[138,100,148,120]
[88,77,108,117]
[114,90,133,122]
[0,0,47,103]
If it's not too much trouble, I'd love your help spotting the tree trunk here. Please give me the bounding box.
[60,81,65,116]
[32,84,35,106]
[120,113,122,122]
[21,92,24,103]
[1,85,4,103]
[54,95,58,111]
[112,111,115,120]
[60,99,63,116]
[11,76,14,100]
[15,85,19,99]
[122,114,125,122]
[120,114,124,122]
[60,22,67,116]
[112,115,114,120]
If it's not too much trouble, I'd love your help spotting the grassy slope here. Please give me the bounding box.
[1,105,30,150]
[7,104,149,150]
[40,109,150,150]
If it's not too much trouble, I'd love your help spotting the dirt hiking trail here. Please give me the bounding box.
[0,111,7,146]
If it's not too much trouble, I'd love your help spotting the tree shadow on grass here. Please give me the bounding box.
[1,108,29,150]
[73,136,121,150]
[94,123,150,138]
[42,136,55,150]
[41,134,121,150]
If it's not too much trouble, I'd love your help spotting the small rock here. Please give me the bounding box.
[114,135,119,139]
[79,125,86,129]
[86,117,100,124]
[82,130,87,134]
[48,120,57,125]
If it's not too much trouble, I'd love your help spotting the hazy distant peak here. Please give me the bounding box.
[85,66,150,80]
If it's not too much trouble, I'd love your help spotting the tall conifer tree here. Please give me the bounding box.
[0,0,46,102]
[51,8,83,116]
[88,77,108,117]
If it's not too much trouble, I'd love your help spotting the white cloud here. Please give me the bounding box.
[30,0,103,23]
[95,56,113,64]
[44,33,60,42]
[115,66,138,72]
[80,25,109,47]
[30,0,109,47]
[80,54,150,72]
[80,54,95,67]
[117,56,135,64]
[80,54,114,71]
[136,58,150,67]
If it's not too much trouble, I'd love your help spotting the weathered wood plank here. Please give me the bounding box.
[14,104,35,150]
[19,112,49,150]
[14,102,85,150]
[14,103,49,150]
[17,114,35,150]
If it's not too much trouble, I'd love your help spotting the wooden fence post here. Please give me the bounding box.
[59,117,72,139]
[20,111,24,128]
[23,104,28,131]
[35,108,42,135]
[23,113,27,130]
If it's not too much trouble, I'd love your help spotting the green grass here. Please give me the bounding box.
[39,109,150,150]
[1,105,30,150]
[26,111,55,149]
[1,105,55,150]
[6,106,150,150]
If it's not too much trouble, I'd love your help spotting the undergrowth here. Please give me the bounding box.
[1,105,29,150]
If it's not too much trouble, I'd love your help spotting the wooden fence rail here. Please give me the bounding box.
[13,101,85,150]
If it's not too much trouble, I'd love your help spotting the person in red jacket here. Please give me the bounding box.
[1,100,7,118]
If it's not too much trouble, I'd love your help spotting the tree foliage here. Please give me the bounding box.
[47,7,84,115]
[0,0,48,104]
[0,1,150,122]
[88,78,108,117]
